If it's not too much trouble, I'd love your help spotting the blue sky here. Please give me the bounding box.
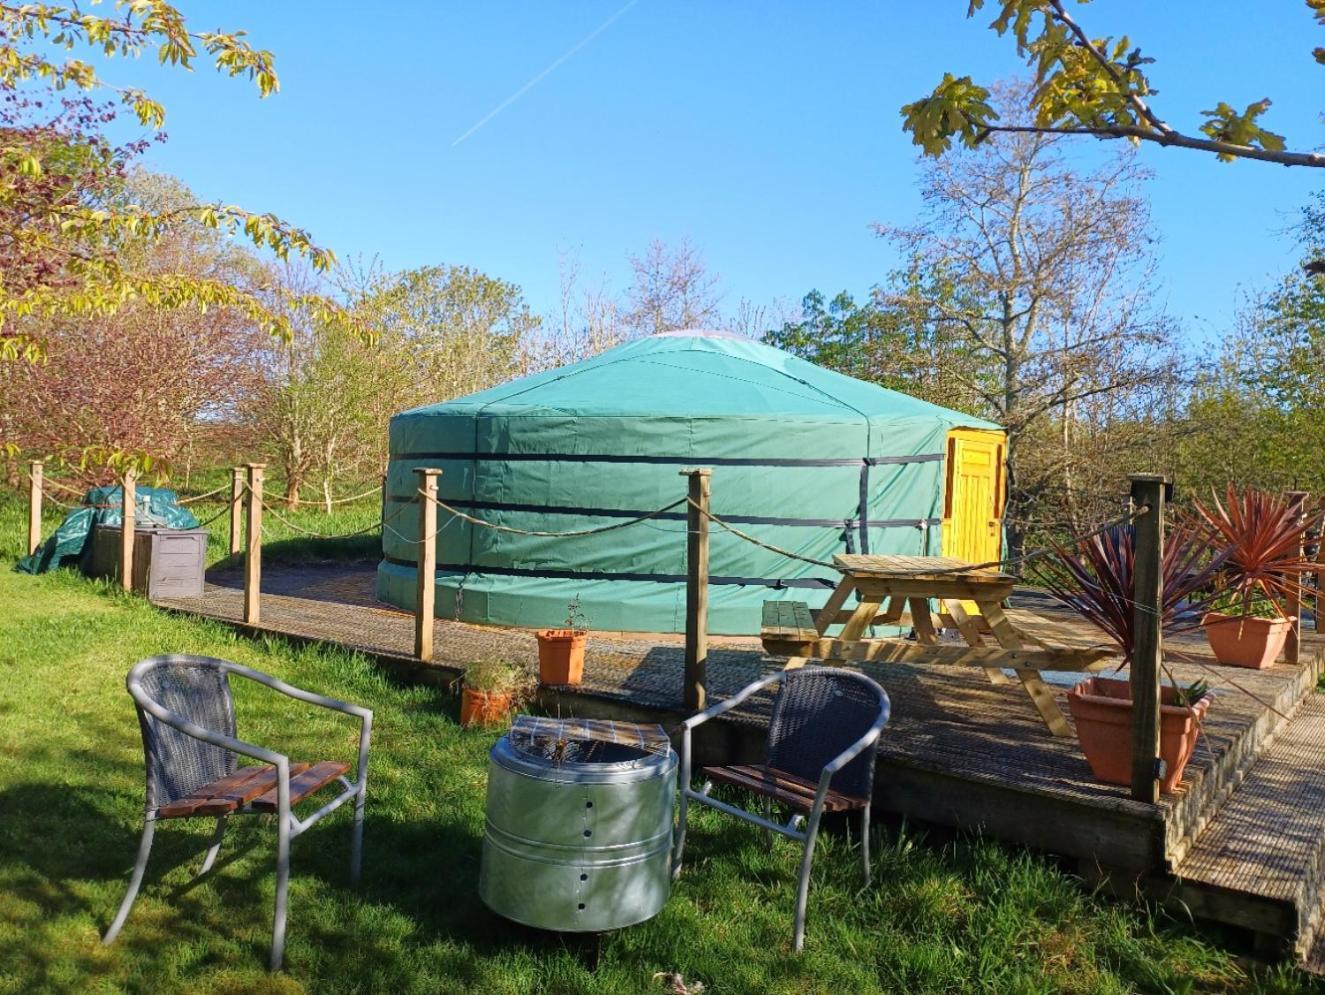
[108,2,1325,340]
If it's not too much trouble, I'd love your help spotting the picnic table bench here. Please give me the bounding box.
[761,553,1117,737]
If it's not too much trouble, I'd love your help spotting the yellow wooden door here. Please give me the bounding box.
[941,428,1005,571]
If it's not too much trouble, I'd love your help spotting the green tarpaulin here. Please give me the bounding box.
[15,485,199,575]
[377,331,1001,634]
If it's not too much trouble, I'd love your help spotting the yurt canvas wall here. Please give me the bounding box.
[377,332,1004,635]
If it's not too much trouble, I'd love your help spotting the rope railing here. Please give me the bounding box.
[683,498,1150,579]
[257,497,393,541]
[174,483,233,505]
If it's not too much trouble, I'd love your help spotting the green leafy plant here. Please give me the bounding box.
[1172,679,1211,709]
[461,658,535,701]
[565,593,590,632]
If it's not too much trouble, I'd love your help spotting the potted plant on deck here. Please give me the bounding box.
[536,595,589,686]
[1191,487,1319,669]
[459,658,534,728]
[1041,524,1226,793]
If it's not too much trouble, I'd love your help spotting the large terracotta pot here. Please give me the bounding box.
[1201,612,1295,669]
[535,629,587,685]
[1066,676,1211,794]
[460,687,513,728]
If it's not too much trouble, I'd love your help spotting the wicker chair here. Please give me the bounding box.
[671,667,889,951]
[103,655,373,971]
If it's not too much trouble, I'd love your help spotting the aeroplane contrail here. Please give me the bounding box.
[451,0,640,148]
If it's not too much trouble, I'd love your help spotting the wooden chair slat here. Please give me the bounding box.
[703,763,866,813]
[157,763,312,819]
[251,760,350,812]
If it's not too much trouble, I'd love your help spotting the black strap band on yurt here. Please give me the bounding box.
[381,557,839,589]
[391,451,945,468]
[383,495,938,533]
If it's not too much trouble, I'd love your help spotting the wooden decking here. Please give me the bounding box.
[155,563,1325,966]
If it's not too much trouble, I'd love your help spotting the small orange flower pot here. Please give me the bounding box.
[460,687,513,728]
[1201,612,1295,669]
[1066,676,1211,794]
[535,629,587,685]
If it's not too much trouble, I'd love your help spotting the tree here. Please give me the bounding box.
[0,170,268,481]
[880,84,1181,558]
[765,273,993,417]
[0,2,355,368]
[526,249,624,370]
[252,263,540,507]
[621,238,722,335]
[902,1,1325,169]
[1176,196,1325,495]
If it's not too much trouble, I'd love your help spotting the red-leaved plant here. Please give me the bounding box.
[1188,487,1321,620]
[1037,524,1230,664]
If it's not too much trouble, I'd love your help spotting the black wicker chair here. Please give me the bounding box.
[671,667,889,951]
[103,655,373,971]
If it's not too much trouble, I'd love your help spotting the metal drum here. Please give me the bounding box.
[479,732,677,932]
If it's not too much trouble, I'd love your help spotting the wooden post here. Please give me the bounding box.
[119,470,137,592]
[26,460,43,556]
[244,463,264,625]
[1285,491,1309,664]
[414,468,442,662]
[228,466,244,565]
[682,468,712,712]
[1129,474,1168,804]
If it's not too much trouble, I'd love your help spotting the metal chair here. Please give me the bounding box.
[103,654,373,971]
[671,667,889,951]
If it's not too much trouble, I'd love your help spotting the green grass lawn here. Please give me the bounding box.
[1,512,1323,993]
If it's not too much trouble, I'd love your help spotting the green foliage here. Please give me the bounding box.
[904,2,1325,167]
[462,657,534,697]
[1199,101,1286,161]
[1175,192,1325,493]
[0,2,359,368]
[764,271,994,421]
[899,73,996,155]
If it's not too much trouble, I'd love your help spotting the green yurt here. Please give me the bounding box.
[377,331,1004,635]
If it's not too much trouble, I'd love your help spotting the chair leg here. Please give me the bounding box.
[672,787,690,880]
[762,796,773,845]
[793,810,824,953]
[859,806,871,886]
[103,817,156,945]
[351,782,366,887]
[271,814,291,972]
[198,815,228,877]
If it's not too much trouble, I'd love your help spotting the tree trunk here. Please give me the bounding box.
[284,471,301,510]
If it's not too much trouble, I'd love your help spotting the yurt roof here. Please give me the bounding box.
[396,330,1001,431]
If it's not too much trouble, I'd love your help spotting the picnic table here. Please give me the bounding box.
[760,553,1117,737]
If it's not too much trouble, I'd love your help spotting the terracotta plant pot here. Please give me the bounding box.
[460,687,513,728]
[1066,676,1211,794]
[535,629,587,685]
[1201,612,1295,669]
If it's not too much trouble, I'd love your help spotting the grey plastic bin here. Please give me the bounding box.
[89,526,208,598]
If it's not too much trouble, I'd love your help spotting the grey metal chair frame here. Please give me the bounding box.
[102,654,373,971]
[671,667,890,951]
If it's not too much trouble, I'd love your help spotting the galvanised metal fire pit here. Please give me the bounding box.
[479,717,677,932]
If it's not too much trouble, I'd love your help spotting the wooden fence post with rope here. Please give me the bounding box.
[682,468,712,712]
[229,466,245,566]
[119,470,137,593]
[244,463,264,625]
[1129,473,1167,804]
[26,460,42,557]
[415,468,442,663]
[1285,491,1309,665]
